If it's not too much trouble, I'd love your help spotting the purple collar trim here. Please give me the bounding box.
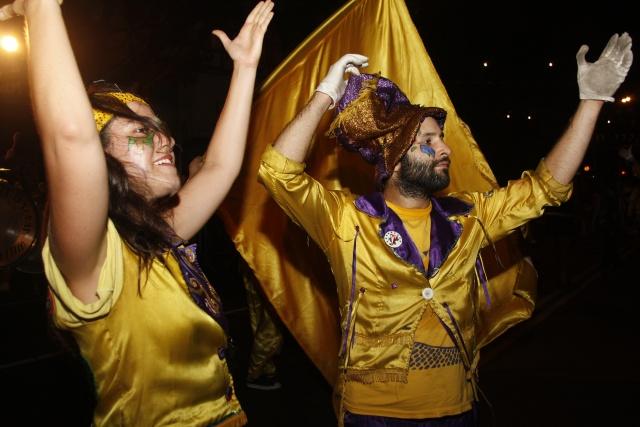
[171,243,229,334]
[354,193,472,277]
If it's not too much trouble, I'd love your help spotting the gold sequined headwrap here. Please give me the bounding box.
[92,92,148,132]
[327,73,446,185]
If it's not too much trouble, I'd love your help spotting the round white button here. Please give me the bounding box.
[421,287,434,300]
[383,230,403,248]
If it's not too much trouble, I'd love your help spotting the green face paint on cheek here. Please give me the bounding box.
[127,132,155,150]
[419,144,436,156]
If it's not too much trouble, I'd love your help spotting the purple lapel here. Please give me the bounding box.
[354,193,472,278]
[428,196,473,278]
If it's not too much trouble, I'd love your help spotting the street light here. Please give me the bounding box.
[0,35,19,53]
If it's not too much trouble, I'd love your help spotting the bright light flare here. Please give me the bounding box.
[1,35,19,53]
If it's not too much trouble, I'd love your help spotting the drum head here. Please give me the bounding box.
[0,179,38,267]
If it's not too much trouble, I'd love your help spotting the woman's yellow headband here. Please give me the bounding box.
[92,92,148,132]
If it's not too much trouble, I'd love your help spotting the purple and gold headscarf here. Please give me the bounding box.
[327,73,446,185]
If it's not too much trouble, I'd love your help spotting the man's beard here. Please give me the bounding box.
[395,154,450,199]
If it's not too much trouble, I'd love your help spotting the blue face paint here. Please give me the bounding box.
[419,144,436,156]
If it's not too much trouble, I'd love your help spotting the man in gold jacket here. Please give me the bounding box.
[258,35,632,426]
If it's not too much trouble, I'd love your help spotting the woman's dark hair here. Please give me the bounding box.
[87,81,180,279]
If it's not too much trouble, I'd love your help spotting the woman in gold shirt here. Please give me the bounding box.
[0,0,273,425]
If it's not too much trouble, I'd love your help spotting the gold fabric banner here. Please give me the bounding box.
[218,0,535,384]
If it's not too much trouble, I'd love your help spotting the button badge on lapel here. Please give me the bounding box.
[383,230,403,248]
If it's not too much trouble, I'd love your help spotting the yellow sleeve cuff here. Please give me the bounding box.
[260,144,307,175]
[42,219,124,328]
[534,158,573,203]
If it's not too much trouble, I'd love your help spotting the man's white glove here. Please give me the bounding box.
[577,32,633,102]
[315,53,368,109]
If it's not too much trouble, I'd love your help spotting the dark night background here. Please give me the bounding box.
[1,1,638,181]
[0,1,638,426]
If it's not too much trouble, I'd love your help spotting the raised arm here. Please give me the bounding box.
[171,1,274,240]
[4,0,111,302]
[272,53,368,162]
[545,33,633,184]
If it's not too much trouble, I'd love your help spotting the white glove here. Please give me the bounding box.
[315,53,368,108]
[0,0,63,21]
[577,32,633,102]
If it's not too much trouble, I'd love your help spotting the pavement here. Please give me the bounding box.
[1,209,638,426]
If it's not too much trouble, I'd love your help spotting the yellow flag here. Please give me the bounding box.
[218,0,536,384]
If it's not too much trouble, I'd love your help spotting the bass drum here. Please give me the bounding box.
[0,177,39,269]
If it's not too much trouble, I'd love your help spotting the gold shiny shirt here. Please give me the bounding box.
[43,220,245,427]
[258,145,572,414]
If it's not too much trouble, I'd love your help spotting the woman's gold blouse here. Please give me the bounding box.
[43,220,246,427]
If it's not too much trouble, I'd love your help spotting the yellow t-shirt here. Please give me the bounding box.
[343,201,473,419]
[386,201,431,269]
[43,220,246,427]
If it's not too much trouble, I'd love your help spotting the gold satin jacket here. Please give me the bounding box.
[258,145,572,385]
[43,220,246,427]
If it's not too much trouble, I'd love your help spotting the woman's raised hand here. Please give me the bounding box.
[211,0,274,67]
[0,0,62,21]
